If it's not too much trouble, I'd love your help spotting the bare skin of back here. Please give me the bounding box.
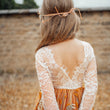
[47,38,85,78]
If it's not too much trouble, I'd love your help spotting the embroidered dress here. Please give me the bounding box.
[35,40,98,110]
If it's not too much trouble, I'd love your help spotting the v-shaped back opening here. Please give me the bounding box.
[46,40,86,80]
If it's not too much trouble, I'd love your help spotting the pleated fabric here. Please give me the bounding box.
[34,87,94,110]
[54,87,84,110]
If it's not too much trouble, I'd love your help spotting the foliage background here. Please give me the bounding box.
[0,0,39,10]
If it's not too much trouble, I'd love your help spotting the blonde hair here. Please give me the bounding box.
[35,0,80,52]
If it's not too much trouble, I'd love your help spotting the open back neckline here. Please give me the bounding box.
[45,40,86,81]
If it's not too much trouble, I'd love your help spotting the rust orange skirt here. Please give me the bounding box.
[34,87,94,110]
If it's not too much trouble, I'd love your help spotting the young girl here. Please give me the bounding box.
[35,0,98,110]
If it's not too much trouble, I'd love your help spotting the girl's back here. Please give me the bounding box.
[35,38,98,110]
[46,38,85,79]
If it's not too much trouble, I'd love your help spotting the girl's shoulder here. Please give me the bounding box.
[77,39,94,53]
[78,39,93,48]
[78,39,95,61]
[35,46,52,63]
[35,47,48,60]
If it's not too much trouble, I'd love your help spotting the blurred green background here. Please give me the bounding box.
[0,0,39,10]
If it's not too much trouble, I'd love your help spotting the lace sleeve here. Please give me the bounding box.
[35,49,59,110]
[79,44,98,110]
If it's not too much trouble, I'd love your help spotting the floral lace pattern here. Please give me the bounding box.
[35,40,98,110]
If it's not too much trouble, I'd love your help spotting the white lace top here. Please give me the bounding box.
[35,40,98,110]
